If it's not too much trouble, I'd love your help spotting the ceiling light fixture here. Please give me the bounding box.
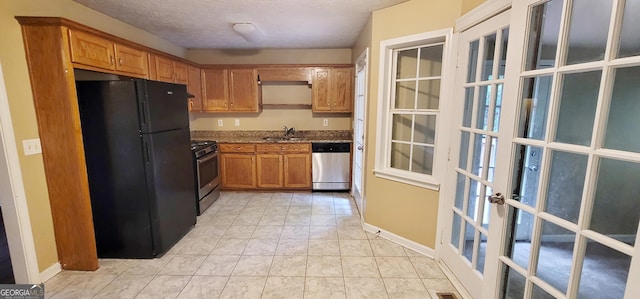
[232,23,263,42]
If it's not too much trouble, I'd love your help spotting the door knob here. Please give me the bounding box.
[488,192,505,205]
[357,145,363,150]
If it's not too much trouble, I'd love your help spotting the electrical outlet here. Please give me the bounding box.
[217,119,223,127]
[234,119,240,126]
[22,138,42,156]
[323,119,329,127]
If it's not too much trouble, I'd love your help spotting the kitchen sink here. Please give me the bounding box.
[262,136,306,142]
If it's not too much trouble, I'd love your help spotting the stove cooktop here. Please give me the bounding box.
[190,140,217,152]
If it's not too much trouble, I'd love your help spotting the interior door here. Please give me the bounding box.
[488,0,640,298]
[440,9,512,296]
[352,49,368,217]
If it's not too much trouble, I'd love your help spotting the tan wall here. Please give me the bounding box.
[363,0,462,248]
[0,0,185,272]
[461,0,488,15]
[187,49,354,131]
[352,16,373,62]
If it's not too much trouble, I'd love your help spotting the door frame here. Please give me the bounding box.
[0,61,41,283]
[352,47,369,223]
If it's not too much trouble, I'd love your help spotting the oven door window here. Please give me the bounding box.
[197,153,219,190]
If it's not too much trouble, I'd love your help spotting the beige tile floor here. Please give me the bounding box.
[44,191,461,298]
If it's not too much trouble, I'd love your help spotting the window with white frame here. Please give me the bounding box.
[374,30,452,190]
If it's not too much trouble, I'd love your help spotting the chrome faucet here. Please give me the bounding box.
[283,126,295,137]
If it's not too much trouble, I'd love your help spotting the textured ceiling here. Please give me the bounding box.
[73,0,410,49]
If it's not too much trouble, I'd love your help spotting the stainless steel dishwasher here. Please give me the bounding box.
[312,142,351,190]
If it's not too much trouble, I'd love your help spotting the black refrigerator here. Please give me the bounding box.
[76,79,196,258]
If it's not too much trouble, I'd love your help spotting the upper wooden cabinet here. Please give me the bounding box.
[312,67,353,113]
[201,68,260,113]
[188,66,203,112]
[68,29,149,77]
[201,69,229,112]
[154,55,188,85]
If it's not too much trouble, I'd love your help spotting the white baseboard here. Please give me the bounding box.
[438,261,473,299]
[362,222,436,258]
[39,262,61,283]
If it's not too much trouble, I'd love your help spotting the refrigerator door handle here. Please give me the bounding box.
[140,100,148,127]
[144,141,151,164]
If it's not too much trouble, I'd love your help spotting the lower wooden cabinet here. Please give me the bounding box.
[220,153,256,189]
[221,143,311,190]
[256,154,284,188]
[284,154,312,188]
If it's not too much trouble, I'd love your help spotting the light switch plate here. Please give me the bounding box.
[217,119,223,127]
[22,138,42,155]
[323,119,329,127]
[234,119,240,126]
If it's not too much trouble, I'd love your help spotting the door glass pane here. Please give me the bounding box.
[483,185,492,229]
[544,150,588,224]
[459,131,470,170]
[463,87,474,127]
[455,173,466,210]
[488,137,497,181]
[413,115,436,144]
[467,179,481,221]
[463,221,475,263]
[451,212,462,249]
[501,265,527,299]
[471,134,486,177]
[477,233,487,274]
[411,145,433,175]
[536,220,575,294]
[492,83,503,132]
[395,81,416,109]
[531,284,555,299]
[467,40,479,83]
[603,66,640,153]
[566,0,613,65]
[577,240,631,298]
[392,114,412,141]
[417,79,440,109]
[476,85,491,130]
[617,0,640,58]
[505,208,534,270]
[590,158,640,246]
[518,76,552,140]
[525,0,562,70]
[481,33,497,81]
[511,144,543,208]
[498,28,509,79]
[397,49,418,79]
[555,71,601,146]
[390,142,410,171]
[419,45,443,77]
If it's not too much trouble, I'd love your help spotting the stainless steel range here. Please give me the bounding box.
[191,140,220,215]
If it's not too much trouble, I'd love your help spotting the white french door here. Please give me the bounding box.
[440,9,512,296]
[352,49,368,218]
[442,0,640,298]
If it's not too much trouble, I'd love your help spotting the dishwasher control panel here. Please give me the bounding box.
[311,142,351,153]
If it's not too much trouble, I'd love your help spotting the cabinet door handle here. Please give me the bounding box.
[110,56,114,65]
[118,58,123,65]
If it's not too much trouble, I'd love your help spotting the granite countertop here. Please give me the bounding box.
[191,130,353,144]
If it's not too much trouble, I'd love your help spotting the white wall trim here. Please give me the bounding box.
[362,222,436,258]
[456,0,512,33]
[39,262,61,283]
[0,61,41,283]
